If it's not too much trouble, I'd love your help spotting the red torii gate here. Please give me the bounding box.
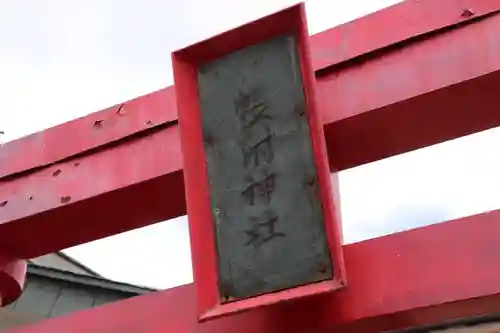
[1,0,500,331]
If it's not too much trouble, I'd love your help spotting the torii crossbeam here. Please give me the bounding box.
[1,0,500,332]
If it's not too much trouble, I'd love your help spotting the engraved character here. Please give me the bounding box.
[241,173,276,206]
[234,91,272,129]
[241,134,274,168]
[245,211,285,249]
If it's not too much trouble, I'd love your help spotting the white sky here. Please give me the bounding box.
[2,0,499,290]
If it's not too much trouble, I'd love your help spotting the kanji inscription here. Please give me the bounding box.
[197,35,333,301]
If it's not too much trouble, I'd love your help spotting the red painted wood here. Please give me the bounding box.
[173,3,344,320]
[1,9,499,259]
[0,88,178,180]
[310,0,500,70]
[319,11,500,169]
[1,0,500,332]
[0,255,26,306]
[3,0,499,180]
[6,211,500,333]
[0,128,185,257]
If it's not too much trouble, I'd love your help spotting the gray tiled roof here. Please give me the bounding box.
[0,253,157,330]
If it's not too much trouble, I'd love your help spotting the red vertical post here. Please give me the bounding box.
[0,254,26,307]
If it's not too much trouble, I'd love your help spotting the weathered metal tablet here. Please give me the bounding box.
[197,34,333,301]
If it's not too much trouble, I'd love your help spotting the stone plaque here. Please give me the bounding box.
[197,34,333,301]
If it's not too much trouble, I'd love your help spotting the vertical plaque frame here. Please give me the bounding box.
[172,3,345,321]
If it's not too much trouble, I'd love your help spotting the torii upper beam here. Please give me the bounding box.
[1,0,500,332]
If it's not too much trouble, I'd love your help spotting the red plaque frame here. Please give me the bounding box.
[172,3,345,321]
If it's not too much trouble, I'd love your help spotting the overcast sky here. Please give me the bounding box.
[1,0,499,290]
